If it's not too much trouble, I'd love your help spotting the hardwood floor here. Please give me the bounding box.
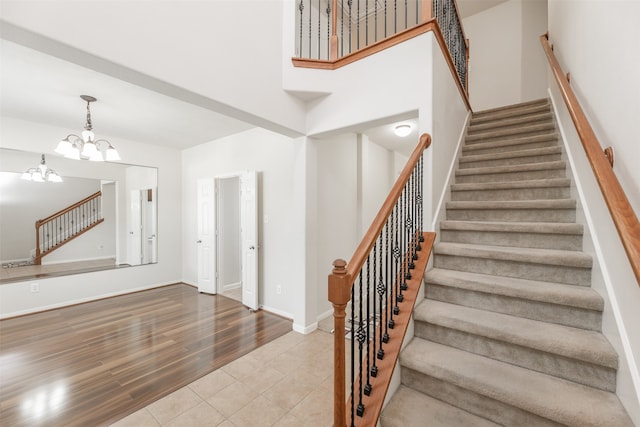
[0,284,292,426]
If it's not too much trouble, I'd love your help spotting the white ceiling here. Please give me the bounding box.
[0,40,255,150]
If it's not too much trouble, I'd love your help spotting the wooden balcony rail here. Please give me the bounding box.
[294,0,469,98]
[329,133,436,426]
[35,191,104,265]
[540,33,640,286]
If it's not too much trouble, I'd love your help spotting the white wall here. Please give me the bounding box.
[181,128,308,327]
[548,0,640,422]
[0,1,306,136]
[463,0,548,111]
[0,171,101,262]
[0,118,182,318]
[315,134,360,318]
[547,0,640,216]
[431,35,471,227]
[360,136,395,237]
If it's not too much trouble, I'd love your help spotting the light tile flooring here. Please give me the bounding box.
[111,330,335,427]
[221,287,243,303]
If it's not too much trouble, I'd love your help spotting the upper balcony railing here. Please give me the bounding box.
[294,0,469,93]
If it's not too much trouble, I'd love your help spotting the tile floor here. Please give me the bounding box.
[111,330,336,427]
[0,257,118,283]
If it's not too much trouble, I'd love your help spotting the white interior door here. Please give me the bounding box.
[197,178,216,294]
[127,190,142,266]
[240,171,258,310]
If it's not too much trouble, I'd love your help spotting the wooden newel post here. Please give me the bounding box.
[34,221,42,265]
[330,0,338,60]
[328,258,350,427]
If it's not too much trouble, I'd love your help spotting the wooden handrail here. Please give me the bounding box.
[541,33,640,286]
[34,191,103,265]
[36,191,102,227]
[329,133,432,427]
[348,134,431,279]
[293,21,471,111]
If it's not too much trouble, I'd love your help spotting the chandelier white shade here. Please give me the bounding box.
[21,154,63,183]
[55,95,121,162]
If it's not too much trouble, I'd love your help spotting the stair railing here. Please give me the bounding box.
[540,33,640,286]
[329,133,436,427]
[34,191,104,265]
[294,0,469,93]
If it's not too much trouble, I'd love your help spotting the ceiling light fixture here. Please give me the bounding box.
[21,154,63,183]
[55,95,120,162]
[394,124,412,137]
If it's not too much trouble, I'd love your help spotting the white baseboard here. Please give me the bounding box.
[42,255,115,266]
[317,308,333,323]
[0,280,177,319]
[293,322,318,335]
[222,282,241,292]
[259,304,293,320]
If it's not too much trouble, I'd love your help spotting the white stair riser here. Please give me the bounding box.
[440,229,582,250]
[401,368,562,427]
[451,186,570,201]
[446,208,576,223]
[459,153,562,169]
[433,254,591,286]
[456,168,566,183]
[414,322,616,392]
[425,284,603,331]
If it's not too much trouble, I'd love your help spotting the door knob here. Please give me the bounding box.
[249,246,255,250]
[196,240,202,243]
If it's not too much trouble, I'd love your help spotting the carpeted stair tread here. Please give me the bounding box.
[440,220,582,235]
[434,242,592,268]
[456,160,566,177]
[472,99,550,122]
[380,385,501,427]
[459,146,563,164]
[400,339,634,426]
[414,299,617,369]
[423,268,603,311]
[468,112,554,134]
[451,178,570,194]
[461,133,558,154]
[466,122,556,143]
[446,198,576,211]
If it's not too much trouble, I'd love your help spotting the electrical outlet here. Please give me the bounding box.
[276,284,282,295]
[30,283,40,293]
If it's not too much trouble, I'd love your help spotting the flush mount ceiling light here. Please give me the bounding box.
[21,154,63,183]
[55,95,121,162]
[394,124,412,137]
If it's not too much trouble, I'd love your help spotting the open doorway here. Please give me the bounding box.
[217,177,242,301]
[197,171,258,310]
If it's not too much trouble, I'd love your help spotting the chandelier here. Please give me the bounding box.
[55,95,121,162]
[21,154,63,183]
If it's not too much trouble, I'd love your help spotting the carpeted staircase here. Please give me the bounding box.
[380,99,634,426]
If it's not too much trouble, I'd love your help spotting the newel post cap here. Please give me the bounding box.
[328,259,351,305]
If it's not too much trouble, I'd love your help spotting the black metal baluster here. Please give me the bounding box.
[299,0,304,56]
[341,0,345,56]
[374,0,378,42]
[404,0,407,29]
[394,0,397,34]
[356,274,365,417]
[393,202,400,316]
[364,256,372,396]
[376,230,385,361]
[384,0,388,37]
[404,184,412,281]
[411,169,418,266]
[356,0,360,50]
[350,280,356,427]
[383,219,390,343]
[365,0,369,47]
[327,1,331,59]
[348,0,353,54]
[309,0,312,57]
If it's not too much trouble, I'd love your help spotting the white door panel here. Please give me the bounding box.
[240,171,258,310]
[197,178,216,294]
